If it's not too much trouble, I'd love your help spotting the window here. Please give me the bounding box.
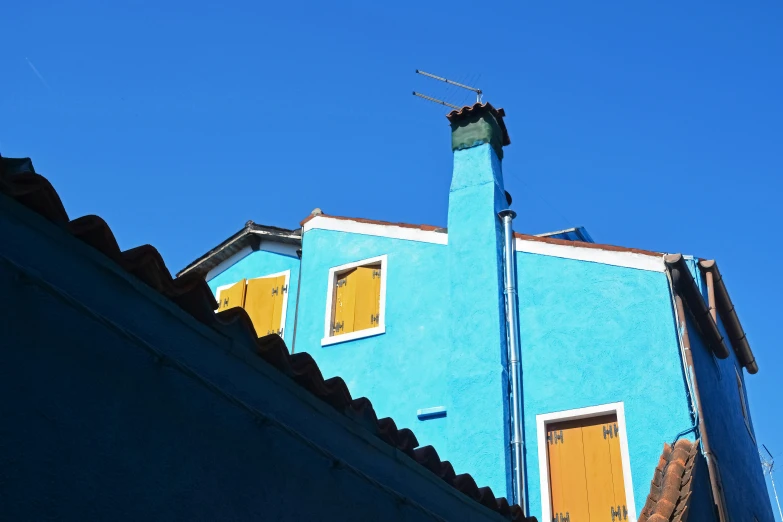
[322,255,387,346]
[537,403,636,522]
[735,367,754,441]
[215,271,290,338]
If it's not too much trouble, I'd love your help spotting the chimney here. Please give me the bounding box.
[444,103,513,498]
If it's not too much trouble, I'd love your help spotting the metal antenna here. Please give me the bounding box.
[412,91,461,110]
[415,69,483,103]
[761,445,783,521]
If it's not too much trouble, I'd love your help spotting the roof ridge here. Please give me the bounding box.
[0,156,533,522]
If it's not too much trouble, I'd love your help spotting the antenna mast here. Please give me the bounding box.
[761,445,783,521]
[412,69,483,109]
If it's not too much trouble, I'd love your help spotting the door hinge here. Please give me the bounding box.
[547,430,564,445]
[553,512,570,522]
[271,286,279,296]
[332,321,344,334]
[611,505,627,521]
[372,269,381,279]
[336,279,347,288]
[282,284,288,294]
[370,314,380,325]
[604,424,619,439]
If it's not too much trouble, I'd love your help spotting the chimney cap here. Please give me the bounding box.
[446,102,510,146]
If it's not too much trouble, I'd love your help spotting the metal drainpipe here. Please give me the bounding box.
[498,209,526,513]
[290,229,304,353]
[704,270,718,323]
[673,293,728,522]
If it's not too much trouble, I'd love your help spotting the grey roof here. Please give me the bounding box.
[177,221,301,278]
[535,226,594,243]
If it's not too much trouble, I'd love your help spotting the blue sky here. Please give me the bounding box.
[3,1,782,514]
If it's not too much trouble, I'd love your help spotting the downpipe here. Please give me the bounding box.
[499,209,526,513]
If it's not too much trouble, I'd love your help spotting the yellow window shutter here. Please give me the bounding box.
[372,265,382,324]
[245,277,278,337]
[270,275,287,335]
[333,269,357,335]
[353,265,376,332]
[217,279,246,312]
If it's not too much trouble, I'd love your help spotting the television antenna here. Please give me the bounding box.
[761,445,783,521]
[412,69,483,110]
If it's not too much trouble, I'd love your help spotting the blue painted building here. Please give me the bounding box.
[181,104,773,522]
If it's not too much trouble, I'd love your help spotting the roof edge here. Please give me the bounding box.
[302,213,660,257]
[178,222,301,278]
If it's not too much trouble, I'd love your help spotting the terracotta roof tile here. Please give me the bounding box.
[639,439,700,522]
[0,156,534,522]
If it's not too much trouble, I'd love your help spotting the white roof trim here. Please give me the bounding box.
[304,216,665,272]
[515,237,666,273]
[303,215,447,245]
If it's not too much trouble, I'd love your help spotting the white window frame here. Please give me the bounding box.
[735,367,755,442]
[536,402,637,522]
[322,254,387,347]
[215,269,291,336]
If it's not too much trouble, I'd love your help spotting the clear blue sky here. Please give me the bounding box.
[3,1,782,513]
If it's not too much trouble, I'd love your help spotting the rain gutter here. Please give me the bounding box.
[664,254,730,359]
[698,260,758,374]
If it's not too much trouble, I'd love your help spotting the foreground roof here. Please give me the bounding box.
[0,155,533,521]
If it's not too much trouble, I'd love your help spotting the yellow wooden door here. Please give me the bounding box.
[547,415,627,522]
[582,415,618,521]
[333,269,357,335]
[245,277,277,336]
[217,279,246,312]
[548,420,590,522]
[547,425,564,521]
[607,421,628,521]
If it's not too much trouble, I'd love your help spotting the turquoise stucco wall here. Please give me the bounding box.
[208,250,300,347]
[516,253,693,519]
[293,229,463,475]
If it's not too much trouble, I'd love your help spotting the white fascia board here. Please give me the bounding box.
[303,216,448,245]
[304,216,664,272]
[515,237,666,273]
[205,238,300,281]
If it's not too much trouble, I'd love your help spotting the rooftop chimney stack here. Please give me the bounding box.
[445,103,513,499]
